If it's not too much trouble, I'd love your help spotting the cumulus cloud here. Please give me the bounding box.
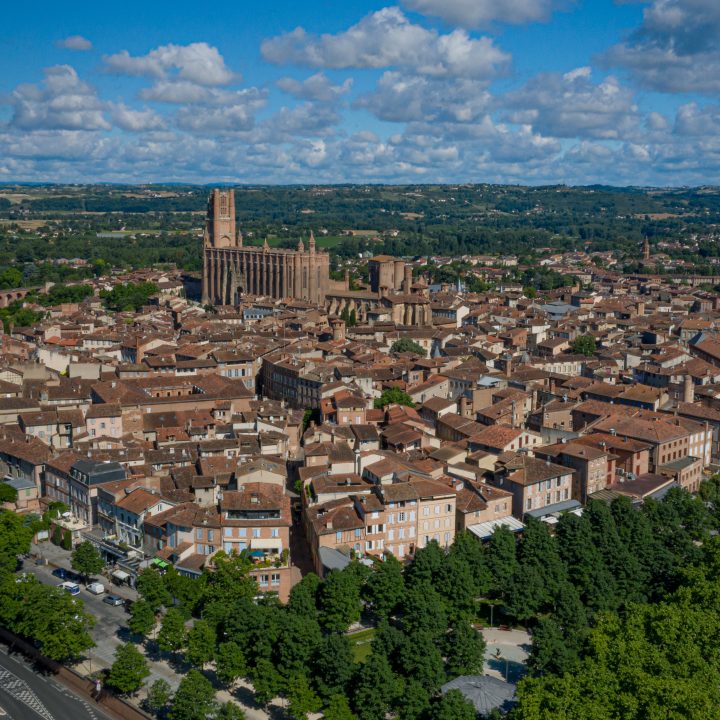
[110,103,165,132]
[402,0,561,27]
[56,35,92,51]
[603,0,720,94]
[104,42,235,86]
[502,67,640,140]
[674,102,720,136]
[356,72,492,123]
[8,65,109,131]
[261,7,510,80]
[277,73,352,102]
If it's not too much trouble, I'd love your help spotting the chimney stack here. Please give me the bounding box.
[683,374,694,404]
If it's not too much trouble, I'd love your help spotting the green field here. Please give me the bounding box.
[348,627,375,663]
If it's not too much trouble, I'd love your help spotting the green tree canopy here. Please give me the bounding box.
[216,641,247,687]
[70,541,104,582]
[168,669,217,720]
[571,335,596,356]
[128,598,156,638]
[390,338,426,356]
[186,619,215,669]
[319,569,362,632]
[157,608,186,658]
[106,642,150,695]
[373,386,416,409]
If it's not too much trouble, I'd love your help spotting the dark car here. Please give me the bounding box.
[51,568,68,580]
[103,595,124,607]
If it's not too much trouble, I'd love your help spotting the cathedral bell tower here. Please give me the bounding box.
[204,189,237,249]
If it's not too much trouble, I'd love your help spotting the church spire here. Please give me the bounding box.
[237,229,243,248]
[309,230,316,253]
[297,236,305,252]
[263,238,269,252]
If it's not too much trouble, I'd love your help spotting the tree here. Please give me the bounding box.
[352,650,398,720]
[445,616,485,678]
[365,554,405,620]
[287,572,321,618]
[397,679,431,720]
[129,599,156,638]
[319,569,362,632]
[430,690,476,720]
[287,673,322,720]
[571,335,596,356]
[486,525,519,596]
[313,633,355,700]
[401,582,448,641]
[276,611,322,679]
[0,484,18,504]
[373,387,416,409]
[168,670,217,720]
[106,642,150,695]
[390,338,426,356]
[136,568,172,612]
[4,578,95,661]
[325,694,358,720]
[157,608,186,658]
[216,641,246,687]
[217,702,246,720]
[184,620,214,671]
[70,541,104,583]
[51,525,63,547]
[398,629,445,693]
[146,678,172,717]
[0,510,33,574]
[251,658,283,706]
[62,529,72,551]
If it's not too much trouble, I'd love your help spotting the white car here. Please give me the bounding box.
[86,582,105,595]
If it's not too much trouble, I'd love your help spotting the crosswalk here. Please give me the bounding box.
[0,666,55,720]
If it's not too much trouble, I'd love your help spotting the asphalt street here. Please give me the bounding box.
[0,646,112,720]
[24,560,128,671]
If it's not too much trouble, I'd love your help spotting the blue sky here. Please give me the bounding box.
[1,0,719,185]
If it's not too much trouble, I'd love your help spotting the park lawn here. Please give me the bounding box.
[348,627,376,663]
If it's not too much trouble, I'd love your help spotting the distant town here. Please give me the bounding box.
[0,183,719,720]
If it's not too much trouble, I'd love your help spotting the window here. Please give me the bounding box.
[423,507,429,516]
[354,528,361,538]
[239,528,247,537]
[259,574,269,587]
[388,529,394,541]
[208,530,214,542]
[434,505,440,515]
[446,504,452,513]
[271,528,279,538]
[196,529,203,540]
[336,531,342,542]
[398,512,405,522]
[526,498,532,510]
[224,527,233,538]
[546,493,551,505]
[271,573,280,586]
[253,529,261,538]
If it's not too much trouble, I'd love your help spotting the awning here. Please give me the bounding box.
[250,538,283,551]
[249,550,264,558]
[151,558,170,568]
[112,569,130,581]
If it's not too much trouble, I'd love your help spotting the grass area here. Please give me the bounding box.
[348,627,376,663]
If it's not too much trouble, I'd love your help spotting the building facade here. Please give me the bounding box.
[202,188,330,306]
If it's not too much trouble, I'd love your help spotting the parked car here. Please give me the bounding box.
[58,581,80,596]
[52,568,68,580]
[103,594,124,607]
[86,582,105,595]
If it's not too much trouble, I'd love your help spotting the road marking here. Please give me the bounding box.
[0,666,54,720]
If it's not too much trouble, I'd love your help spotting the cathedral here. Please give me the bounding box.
[201,189,330,306]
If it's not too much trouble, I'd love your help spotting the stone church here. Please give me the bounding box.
[202,188,331,306]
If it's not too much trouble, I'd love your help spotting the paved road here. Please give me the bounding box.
[0,646,112,720]
[23,560,128,671]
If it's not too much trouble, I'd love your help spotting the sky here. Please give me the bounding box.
[1,0,719,186]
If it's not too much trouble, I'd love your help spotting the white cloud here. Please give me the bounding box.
[603,0,720,94]
[674,102,720,136]
[503,68,640,139]
[9,65,109,131]
[104,42,235,86]
[110,103,165,132]
[261,7,510,80]
[356,72,491,123]
[56,35,92,51]
[277,73,352,102]
[402,0,560,27]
